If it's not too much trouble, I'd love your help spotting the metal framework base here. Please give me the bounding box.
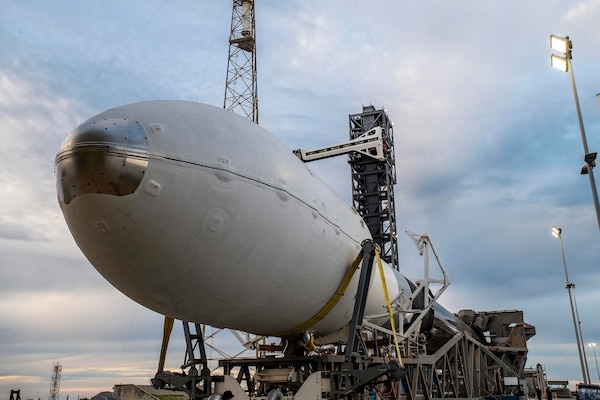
[152,322,222,399]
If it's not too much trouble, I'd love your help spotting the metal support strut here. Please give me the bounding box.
[152,322,220,400]
[331,240,404,397]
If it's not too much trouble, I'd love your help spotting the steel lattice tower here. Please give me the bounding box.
[348,106,398,270]
[48,362,62,400]
[224,0,258,123]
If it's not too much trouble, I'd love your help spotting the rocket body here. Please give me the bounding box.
[56,100,411,338]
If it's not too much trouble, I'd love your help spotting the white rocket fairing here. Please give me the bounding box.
[55,100,413,339]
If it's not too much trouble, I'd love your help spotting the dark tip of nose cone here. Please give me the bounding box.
[55,116,149,205]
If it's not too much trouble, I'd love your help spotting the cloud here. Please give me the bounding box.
[1,1,599,398]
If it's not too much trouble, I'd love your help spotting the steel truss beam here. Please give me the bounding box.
[402,332,527,400]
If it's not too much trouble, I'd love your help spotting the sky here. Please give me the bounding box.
[1,0,600,399]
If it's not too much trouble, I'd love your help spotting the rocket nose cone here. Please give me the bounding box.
[55,115,149,205]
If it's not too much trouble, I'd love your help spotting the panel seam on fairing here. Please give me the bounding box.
[153,153,363,245]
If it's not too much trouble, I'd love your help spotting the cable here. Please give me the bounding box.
[0,0,170,183]
[197,0,227,101]
[297,2,363,105]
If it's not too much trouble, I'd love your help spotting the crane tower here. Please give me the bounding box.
[48,362,62,400]
[224,0,258,123]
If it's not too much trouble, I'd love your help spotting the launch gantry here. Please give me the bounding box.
[294,106,399,271]
[348,106,398,270]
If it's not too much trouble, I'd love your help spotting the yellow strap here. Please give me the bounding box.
[376,248,404,366]
[158,316,175,372]
[303,334,316,351]
[274,249,364,337]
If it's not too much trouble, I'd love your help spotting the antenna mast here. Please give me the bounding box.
[224,0,258,123]
[48,362,62,400]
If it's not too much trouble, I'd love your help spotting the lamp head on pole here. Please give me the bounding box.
[591,343,597,348]
[550,34,572,72]
[551,54,569,72]
[550,34,572,55]
[552,226,562,238]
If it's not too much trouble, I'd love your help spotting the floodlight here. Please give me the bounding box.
[582,165,590,175]
[585,152,597,164]
[551,54,568,72]
[551,226,561,238]
[550,34,571,54]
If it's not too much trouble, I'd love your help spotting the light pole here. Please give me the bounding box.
[572,289,591,383]
[550,34,600,231]
[590,343,600,383]
[552,226,589,383]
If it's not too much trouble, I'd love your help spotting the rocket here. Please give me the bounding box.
[55,100,427,342]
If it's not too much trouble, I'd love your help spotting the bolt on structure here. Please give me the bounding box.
[348,106,398,270]
[224,0,258,123]
[48,362,62,400]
